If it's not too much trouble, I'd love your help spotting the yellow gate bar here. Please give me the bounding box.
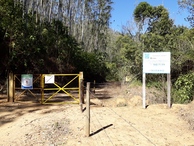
[41,73,81,104]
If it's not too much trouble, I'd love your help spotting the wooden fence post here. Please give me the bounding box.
[8,72,14,102]
[79,72,84,112]
[86,82,90,137]
[81,77,84,104]
[40,74,44,104]
[93,80,96,94]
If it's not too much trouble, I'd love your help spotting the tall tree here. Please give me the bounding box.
[18,0,113,52]
[133,2,153,33]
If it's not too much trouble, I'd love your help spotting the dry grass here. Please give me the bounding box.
[179,100,194,130]
[93,82,166,107]
[92,82,194,131]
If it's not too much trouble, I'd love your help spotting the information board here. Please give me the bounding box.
[143,52,171,74]
[142,52,171,108]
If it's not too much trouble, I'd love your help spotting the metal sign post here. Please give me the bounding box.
[167,73,171,108]
[142,73,146,108]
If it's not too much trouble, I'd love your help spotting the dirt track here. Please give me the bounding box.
[0,84,194,146]
[0,101,194,146]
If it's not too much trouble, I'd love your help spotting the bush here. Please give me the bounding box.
[173,72,194,103]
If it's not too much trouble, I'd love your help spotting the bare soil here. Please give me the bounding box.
[0,84,194,146]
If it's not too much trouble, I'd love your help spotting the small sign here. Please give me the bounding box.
[143,52,171,74]
[45,75,55,84]
[125,76,130,82]
[21,74,33,89]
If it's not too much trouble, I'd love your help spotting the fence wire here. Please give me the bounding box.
[82,81,156,146]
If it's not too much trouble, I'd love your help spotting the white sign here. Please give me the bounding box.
[45,75,55,84]
[143,52,171,74]
[21,74,33,89]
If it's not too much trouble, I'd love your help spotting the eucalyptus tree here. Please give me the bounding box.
[16,0,113,52]
[0,0,110,83]
[74,0,113,52]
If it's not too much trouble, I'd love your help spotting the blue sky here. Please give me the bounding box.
[110,0,190,31]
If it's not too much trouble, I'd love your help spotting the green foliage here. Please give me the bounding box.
[105,1,194,104]
[0,0,109,82]
[133,2,153,24]
[148,6,173,36]
[74,50,109,82]
[105,34,141,81]
[116,2,194,104]
[173,72,194,103]
[134,2,173,35]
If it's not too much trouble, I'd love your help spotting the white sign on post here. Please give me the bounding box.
[142,52,171,109]
[143,52,170,74]
[45,75,55,84]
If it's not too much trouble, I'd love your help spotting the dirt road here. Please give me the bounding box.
[0,100,194,146]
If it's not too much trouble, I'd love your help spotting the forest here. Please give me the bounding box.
[0,0,194,103]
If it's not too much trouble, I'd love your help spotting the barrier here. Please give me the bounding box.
[10,72,84,104]
[41,73,83,104]
[14,74,41,101]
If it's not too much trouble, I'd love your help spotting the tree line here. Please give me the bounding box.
[0,0,194,103]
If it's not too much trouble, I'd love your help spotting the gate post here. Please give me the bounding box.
[79,72,84,112]
[40,74,44,104]
[8,72,14,102]
[86,82,90,137]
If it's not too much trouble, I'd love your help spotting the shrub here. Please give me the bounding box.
[173,72,194,103]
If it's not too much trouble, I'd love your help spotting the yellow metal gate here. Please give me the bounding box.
[13,72,83,104]
[41,73,83,104]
